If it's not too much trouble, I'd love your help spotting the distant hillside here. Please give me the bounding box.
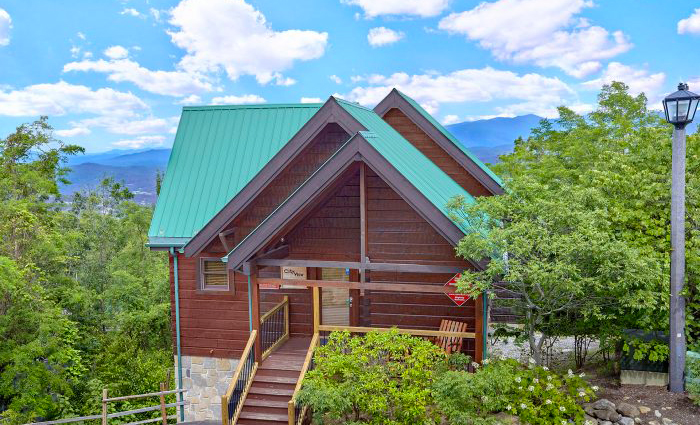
[62,149,170,204]
[446,114,543,149]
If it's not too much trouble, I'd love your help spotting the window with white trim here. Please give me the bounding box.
[200,258,229,291]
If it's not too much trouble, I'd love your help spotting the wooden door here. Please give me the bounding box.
[320,268,350,326]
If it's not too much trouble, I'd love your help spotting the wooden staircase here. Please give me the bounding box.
[237,337,310,425]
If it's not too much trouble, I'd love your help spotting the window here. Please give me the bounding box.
[200,258,229,291]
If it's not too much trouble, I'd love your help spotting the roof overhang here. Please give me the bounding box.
[223,132,480,271]
[374,89,504,195]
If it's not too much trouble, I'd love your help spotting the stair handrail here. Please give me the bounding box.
[221,330,258,425]
[287,332,319,425]
[260,296,290,360]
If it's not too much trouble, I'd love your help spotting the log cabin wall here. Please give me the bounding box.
[278,167,478,357]
[170,254,313,359]
[381,108,491,197]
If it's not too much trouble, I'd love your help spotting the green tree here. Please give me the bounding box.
[450,82,692,364]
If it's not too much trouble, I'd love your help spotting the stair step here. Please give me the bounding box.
[259,361,303,371]
[256,368,300,379]
[246,393,290,404]
[238,411,289,422]
[248,385,294,397]
[254,374,297,384]
[244,398,289,409]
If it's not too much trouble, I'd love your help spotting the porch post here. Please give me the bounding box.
[312,286,320,333]
[474,294,484,363]
[250,267,262,363]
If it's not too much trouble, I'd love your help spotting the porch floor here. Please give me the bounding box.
[237,336,311,425]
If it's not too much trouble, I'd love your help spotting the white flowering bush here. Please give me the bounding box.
[433,358,596,424]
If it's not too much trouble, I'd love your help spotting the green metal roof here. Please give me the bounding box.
[148,103,322,243]
[395,90,503,186]
[336,99,475,232]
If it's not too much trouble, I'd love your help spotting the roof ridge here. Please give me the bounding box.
[182,103,323,111]
[333,97,375,112]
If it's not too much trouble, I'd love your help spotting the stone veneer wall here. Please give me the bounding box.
[174,355,239,422]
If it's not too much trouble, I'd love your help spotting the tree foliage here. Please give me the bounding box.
[298,330,445,425]
[0,118,171,423]
[450,82,700,363]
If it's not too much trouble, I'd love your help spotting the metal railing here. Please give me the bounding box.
[261,296,289,360]
[288,333,319,425]
[30,385,185,425]
[221,330,258,425]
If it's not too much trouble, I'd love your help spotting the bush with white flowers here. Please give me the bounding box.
[432,358,596,425]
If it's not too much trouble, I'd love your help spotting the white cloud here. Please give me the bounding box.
[149,8,163,22]
[104,45,129,60]
[300,97,322,103]
[77,32,86,40]
[210,94,266,105]
[442,114,461,125]
[78,116,180,135]
[63,58,213,97]
[177,94,202,105]
[438,0,631,78]
[341,67,574,115]
[582,62,666,99]
[0,8,12,46]
[113,135,166,149]
[678,9,700,35]
[120,8,142,18]
[330,75,342,84]
[55,127,91,137]
[367,27,405,47]
[0,81,147,117]
[70,46,81,58]
[341,0,449,18]
[168,0,327,85]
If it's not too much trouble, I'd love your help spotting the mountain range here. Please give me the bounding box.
[66,113,694,205]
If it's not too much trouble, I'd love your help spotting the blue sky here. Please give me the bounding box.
[0,0,699,152]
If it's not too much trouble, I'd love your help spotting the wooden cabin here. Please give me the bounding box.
[147,89,503,424]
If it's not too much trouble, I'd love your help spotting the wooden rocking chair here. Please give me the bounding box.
[435,319,468,354]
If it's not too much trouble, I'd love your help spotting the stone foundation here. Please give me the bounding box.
[174,355,239,422]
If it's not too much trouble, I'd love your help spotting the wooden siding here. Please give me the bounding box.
[169,255,312,359]
[382,108,491,197]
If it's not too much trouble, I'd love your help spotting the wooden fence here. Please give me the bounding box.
[29,385,185,425]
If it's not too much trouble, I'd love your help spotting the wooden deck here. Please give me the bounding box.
[237,337,311,425]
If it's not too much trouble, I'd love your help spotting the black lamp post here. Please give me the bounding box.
[662,83,700,393]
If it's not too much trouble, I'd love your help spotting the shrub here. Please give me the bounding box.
[688,352,700,406]
[297,330,445,425]
[433,358,596,425]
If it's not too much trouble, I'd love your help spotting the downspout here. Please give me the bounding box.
[170,247,185,422]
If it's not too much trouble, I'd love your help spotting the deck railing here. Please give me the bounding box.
[222,330,258,425]
[30,386,185,425]
[287,333,319,425]
[260,296,290,360]
[318,325,476,350]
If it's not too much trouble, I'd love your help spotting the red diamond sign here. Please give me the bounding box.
[445,273,469,306]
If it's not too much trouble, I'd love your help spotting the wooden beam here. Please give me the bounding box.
[218,232,230,253]
[254,258,464,274]
[360,163,368,284]
[475,294,484,363]
[318,325,476,339]
[255,244,290,261]
[312,286,320,333]
[258,277,460,294]
[250,270,262,363]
